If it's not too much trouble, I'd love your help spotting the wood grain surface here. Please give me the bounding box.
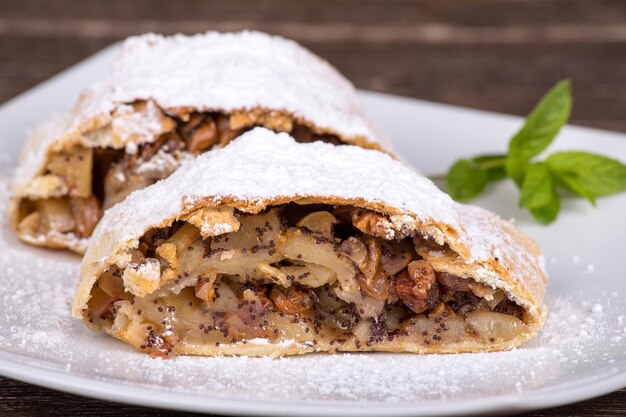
[0,0,624,416]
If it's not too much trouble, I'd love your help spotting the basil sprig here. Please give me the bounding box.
[445,80,626,224]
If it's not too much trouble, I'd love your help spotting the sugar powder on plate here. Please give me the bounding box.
[0,156,624,404]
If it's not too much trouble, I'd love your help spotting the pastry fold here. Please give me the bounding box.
[10,31,387,253]
[72,128,547,357]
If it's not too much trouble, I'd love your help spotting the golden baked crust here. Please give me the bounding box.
[10,31,390,253]
[72,129,547,357]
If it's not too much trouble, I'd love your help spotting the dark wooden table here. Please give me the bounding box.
[0,0,624,415]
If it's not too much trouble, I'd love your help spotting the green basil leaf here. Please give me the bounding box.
[520,162,560,224]
[446,155,507,201]
[446,159,490,201]
[530,192,561,224]
[551,171,596,205]
[546,151,626,199]
[473,154,508,166]
[519,162,553,209]
[473,155,507,181]
[486,166,507,181]
[505,154,528,187]
[506,80,572,184]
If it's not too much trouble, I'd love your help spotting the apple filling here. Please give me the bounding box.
[15,103,343,249]
[83,204,531,357]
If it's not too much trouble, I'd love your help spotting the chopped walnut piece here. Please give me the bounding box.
[102,132,187,210]
[216,114,241,146]
[437,272,471,293]
[291,124,314,143]
[102,158,153,210]
[380,240,413,276]
[144,130,186,158]
[341,237,378,278]
[395,260,439,314]
[180,114,218,153]
[351,209,394,239]
[81,202,532,355]
[353,238,390,301]
[493,298,525,320]
[468,281,497,301]
[69,195,102,237]
[357,271,389,301]
[126,248,147,264]
[340,237,367,267]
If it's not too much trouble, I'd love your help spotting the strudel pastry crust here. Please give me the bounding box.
[72,128,547,357]
[10,31,388,253]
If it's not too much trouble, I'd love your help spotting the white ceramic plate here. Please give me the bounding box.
[0,44,625,417]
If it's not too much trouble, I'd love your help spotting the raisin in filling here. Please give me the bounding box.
[84,204,530,357]
[16,106,343,246]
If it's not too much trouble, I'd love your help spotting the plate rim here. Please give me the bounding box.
[1,353,625,417]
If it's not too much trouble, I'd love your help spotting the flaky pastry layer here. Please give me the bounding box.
[72,129,547,357]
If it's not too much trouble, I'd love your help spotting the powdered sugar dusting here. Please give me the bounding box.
[112,32,386,145]
[12,31,388,194]
[91,129,545,309]
[110,101,169,145]
[0,157,624,407]
[134,150,193,177]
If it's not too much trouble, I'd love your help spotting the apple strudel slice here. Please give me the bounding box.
[72,128,547,357]
[10,31,388,254]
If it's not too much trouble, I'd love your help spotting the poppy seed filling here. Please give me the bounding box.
[15,103,342,249]
[84,203,530,357]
